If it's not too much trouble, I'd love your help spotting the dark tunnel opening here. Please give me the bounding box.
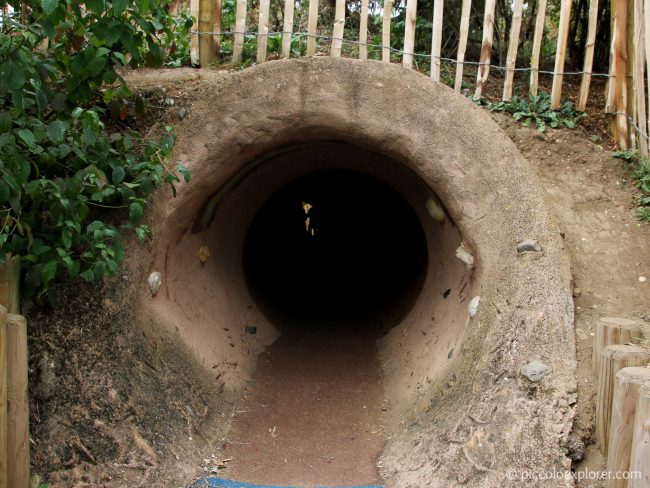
[242,169,428,324]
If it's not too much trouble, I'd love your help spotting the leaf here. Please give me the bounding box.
[47,120,66,143]
[112,166,126,184]
[42,0,59,14]
[80,269,95,281]
[18,129,35,147]
[86,0,106,16]
[112,0,128,15]
[129,201,143,222]
[62,229,72,249]
[176,163,191,183]
[2,62,26,90]
[41,260,58,285]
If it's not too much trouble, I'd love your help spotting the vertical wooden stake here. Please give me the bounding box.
[213,0,223,57]
[190,0,200,65]
[331,0,346,57]
[430,0,444,80]
[6,314,28,488]
[402,0,418,68]
[529,0,547,96]
[502,0,524,100]
[359,0,369,60]
[606,367,650,488]
[382,0,394,62]
[281,0,295,58]
[199,0,215,66]
[592,317,644,377]
[612,0,630,147]
[577,0,600,111]
[634,0,648,156]
[550,0,573,109]
[454,0,472,91]
[307,0,319,55]
[645,0,650,144]
[0,306,7,488]
[630,384,650,488]
[474,0,496,98]
[0,255,19,314]
[595,344,650,456]
[232,0,247,63]
[257,0,271,63]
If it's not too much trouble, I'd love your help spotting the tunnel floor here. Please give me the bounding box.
[220,317,387,486]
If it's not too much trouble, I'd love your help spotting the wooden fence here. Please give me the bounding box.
[0,256,29,488]
[189,0,650,155]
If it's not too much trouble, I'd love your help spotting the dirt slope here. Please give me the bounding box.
[494,112,649,487]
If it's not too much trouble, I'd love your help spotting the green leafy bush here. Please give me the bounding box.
[487,93,586,132]
[0,1,190,298]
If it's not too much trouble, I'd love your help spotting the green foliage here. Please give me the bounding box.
[164,8,195,67]
[613,149,650,221]
[0,1,190,298]
[486,93,586,132]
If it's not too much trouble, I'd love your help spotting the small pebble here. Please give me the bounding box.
[517,239,543,253]
[148,271,162,296]
[468,296,480,317]
[573,287,582,298]
[521,361,553,382]
[640,276,647,283]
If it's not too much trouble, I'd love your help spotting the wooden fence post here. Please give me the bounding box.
[190,0,200,65]
[633,0,648,156]
[595,344,650,456]
[430,0,444,80]
[502,0,523,100]
[645,0,650,145]
[529,0,547,96]
[331,0,346,57]
[232,0,247,62]
[0,306,7,488]
[0,255,20,316]
[199,0,215,66]
[213,0,223,57]
[474,0,496,98]
[359,0,369,59]
[257,0,271,63]
[606,367,650,488]
[402,0,418,68]
[630,384,650,488]
[454,0,472,91]
[6,314,29,488]
[382,0,393,62]
[612,0,630,147]
[306,0,319,55]
[281,0,295,58]
[592,317,644,377]
[577,0,600,111]
[550,0,573,109]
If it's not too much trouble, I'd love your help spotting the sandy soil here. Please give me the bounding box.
[219,318,387,486]
[493,112,649,486]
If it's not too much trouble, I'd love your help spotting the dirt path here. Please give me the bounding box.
[494,113,650,486]
[219,318,387,486]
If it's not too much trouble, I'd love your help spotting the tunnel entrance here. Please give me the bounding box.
[142,57,576,488]
[242,169,428,323]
